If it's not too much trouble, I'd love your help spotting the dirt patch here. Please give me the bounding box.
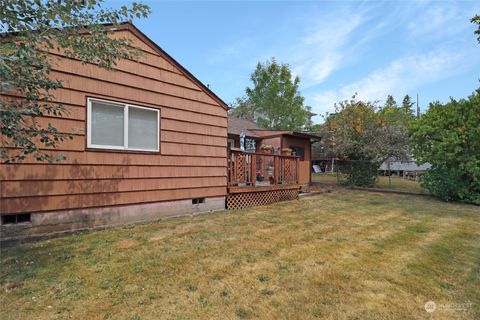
[4,282,23,293]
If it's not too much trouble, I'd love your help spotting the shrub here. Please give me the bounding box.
[335,160,379,187]
[410,89,480,204]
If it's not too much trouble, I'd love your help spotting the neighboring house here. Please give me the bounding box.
[251,129,318,186]
[311,131,337,173]
[227,116,320,189]
[379,159,431,180]
[227,117,262,152]
[379,159,431,172]
[312,156,338,174]
[0,23,228,240]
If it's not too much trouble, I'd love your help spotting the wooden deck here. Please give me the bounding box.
[227,150,301,209]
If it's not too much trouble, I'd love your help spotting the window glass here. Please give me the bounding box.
[290,146,305,161]
[91,101,124,147]
[245,139,256,152]
[128,107,158,150]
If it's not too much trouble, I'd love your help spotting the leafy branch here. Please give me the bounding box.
[0,0,150,162]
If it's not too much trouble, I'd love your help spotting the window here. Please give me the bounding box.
[290,146,305,161]
[192,198,205,205]
[87,98,159,152]
[2,214,31,225]
[245,139,256,153]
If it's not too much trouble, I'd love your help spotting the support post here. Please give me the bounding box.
[251,154,256,186]
[296,157,300,184]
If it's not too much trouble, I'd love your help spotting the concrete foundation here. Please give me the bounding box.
[0,196,226,242]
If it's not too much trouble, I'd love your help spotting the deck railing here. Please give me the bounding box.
[228,149,299,187]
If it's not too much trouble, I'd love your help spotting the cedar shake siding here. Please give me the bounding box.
[0,23,228,240]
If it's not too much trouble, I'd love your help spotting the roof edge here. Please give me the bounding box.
[2,22,228,110]
[116,22,228,110]
[250,129,321,141]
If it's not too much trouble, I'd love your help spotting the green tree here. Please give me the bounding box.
[0,0,150,162]
[324,96,410,187]
[244,57,309,130]
[308,123,322,134]
[410,89,480,204]
[384,95,397,109]
[401,94,416,118]
[379,94,415,128]
[472,14,480,44]
[229,96,256,121]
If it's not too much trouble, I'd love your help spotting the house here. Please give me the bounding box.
[228,115,319,186]
[226,116,320,209]
[379,159,431,180]
[0,23,229,241]
[227,117,262,152]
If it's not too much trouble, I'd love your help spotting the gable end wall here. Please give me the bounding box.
[0,28,228,239]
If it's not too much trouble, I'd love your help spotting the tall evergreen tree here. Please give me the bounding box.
[384,95,398,109]
[380,95,403,126]
[401,95,416,118]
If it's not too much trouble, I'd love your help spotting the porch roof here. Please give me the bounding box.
[250,130,321,141]
[227,116,321,141]
[228,116,262,138]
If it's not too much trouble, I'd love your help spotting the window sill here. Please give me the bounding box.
[85,147,161,155]
[1,222,33,228]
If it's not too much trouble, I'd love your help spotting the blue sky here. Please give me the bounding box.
[114,0,479,122]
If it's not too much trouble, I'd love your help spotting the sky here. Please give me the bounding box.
[111,0,480,122]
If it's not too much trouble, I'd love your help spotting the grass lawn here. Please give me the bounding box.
[312,173,428,194]
[1,190,479,319]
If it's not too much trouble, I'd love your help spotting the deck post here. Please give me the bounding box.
[228,151,232,186]
[232,152,236,186]
[296,157,300,184]
[274,155,279,184]
[251,153,256,186]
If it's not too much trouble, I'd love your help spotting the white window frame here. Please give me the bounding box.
[87,97,160,152]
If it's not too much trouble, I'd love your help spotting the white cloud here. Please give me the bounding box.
[407,5,460,38]
[203,0,480,119]
[305,1,480,121]
[309,47,473,118]
[291,13,365,87]
[289,3,409,89]
[299,53,342,84]
[406,2,480,42]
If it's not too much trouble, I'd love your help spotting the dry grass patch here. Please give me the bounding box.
[0,190,478,319]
